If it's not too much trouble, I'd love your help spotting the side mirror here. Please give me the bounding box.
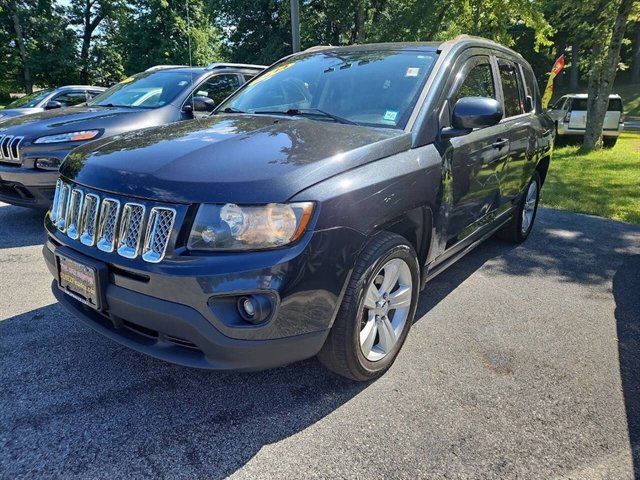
[452,97,502,130]
[191,96,216,113]
[44,100,63,110]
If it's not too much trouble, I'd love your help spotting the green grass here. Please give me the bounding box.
[541,133,640,224]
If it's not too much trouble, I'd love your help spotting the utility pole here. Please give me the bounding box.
[290,0,300,53]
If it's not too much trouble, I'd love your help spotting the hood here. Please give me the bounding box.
[0,108,41,121]
[61,114,411,204]
[0,106,156,140]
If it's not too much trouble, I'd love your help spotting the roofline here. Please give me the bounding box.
[57,85,106,90]
[205,63,267,71]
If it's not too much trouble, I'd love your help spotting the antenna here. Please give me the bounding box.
[186,0,196,117]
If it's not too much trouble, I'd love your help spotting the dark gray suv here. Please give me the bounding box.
[43,35,553,381]
[0,64,264,209]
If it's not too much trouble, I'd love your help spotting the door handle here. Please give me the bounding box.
[492,138,508,150]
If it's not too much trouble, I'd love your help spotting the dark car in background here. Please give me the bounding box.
[0,63,264,209]
[0,85,106,122]
[43,35,553,381]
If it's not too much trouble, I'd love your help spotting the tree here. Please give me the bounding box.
[212,0,291,64]
[119,0,223,72]
[581,0,635,151]
[2,0,33,93]
[67,0,128,84]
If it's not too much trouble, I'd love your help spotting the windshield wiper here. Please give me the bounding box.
[252,108,359,126]
[214,107,246,115]
[96,103,134,108]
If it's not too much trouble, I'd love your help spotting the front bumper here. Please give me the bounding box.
[0,141,80,208]
[43,221,366,371]
[0,154,65,208]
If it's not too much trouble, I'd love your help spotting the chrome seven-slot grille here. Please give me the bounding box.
[0,135,24,165]
[50,180,176,263]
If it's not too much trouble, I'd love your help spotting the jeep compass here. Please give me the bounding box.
[43,36,553,380]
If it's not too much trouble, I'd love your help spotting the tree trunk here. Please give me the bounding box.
[581,0,634,152]
[355,3,366,43]
[79,0,103,84]
[632,23,640,84]
[570,43,579,90]
[10,10,32,94]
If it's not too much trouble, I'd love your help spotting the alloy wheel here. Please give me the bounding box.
[521,180,538,235]
[360,258,413,362]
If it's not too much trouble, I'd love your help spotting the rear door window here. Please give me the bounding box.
[497,59,524,118]
[520,65,540,112]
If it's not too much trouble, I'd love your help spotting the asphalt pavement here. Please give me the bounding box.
[1,202,639,479]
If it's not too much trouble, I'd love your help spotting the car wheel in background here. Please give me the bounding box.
[603,137,618,148]
[497,171,541,243]
[318,232,420,381]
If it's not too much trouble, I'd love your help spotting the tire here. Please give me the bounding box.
[496,171,541,243]
[317,232,420,381]
[603,137,618,148]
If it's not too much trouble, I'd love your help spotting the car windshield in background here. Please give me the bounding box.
[89,70,195,109]
[221,50,438,129]
[8,89,53,108]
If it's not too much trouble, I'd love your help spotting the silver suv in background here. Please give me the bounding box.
[548,93,624,147]
[0,86,106,122]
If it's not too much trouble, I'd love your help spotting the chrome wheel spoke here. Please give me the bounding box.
[363,284,379,310]
[377,316,396,353]
[379,260,401,295]
[360,315,378,356]
[388,285,411,309]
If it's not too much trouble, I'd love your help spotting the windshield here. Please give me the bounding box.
[7,90,53,108]
[220,50,438,129]
[89,70,196,108]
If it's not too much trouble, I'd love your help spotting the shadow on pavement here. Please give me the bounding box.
[0,203,47,249]
[0,303,369,478]
[613,257,640,477]
[1,208,639,478]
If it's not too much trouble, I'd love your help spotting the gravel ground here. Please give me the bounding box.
[0,202,639,479]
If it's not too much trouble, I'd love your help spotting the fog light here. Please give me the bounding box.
[236,295,272,324]
[35,158,61,170]
[242,297,256,317]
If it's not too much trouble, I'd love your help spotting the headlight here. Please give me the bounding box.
[34,130,100,144]
[188,202,314,251]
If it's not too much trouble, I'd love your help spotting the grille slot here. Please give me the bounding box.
[50,179,63,222]
[0,135,23,164]
[65,188,84,240]
[55,183,72,231]
[80,194,100,246]
[51,181,177,263]
[117,203,146,258]
[142,207,176,263]
[96,198,120,253]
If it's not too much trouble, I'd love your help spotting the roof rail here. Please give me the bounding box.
[205,63,267,71]
[304,45,334,53]
[145,65,191,72]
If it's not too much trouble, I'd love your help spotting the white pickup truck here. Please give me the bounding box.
[548,93,625,147]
